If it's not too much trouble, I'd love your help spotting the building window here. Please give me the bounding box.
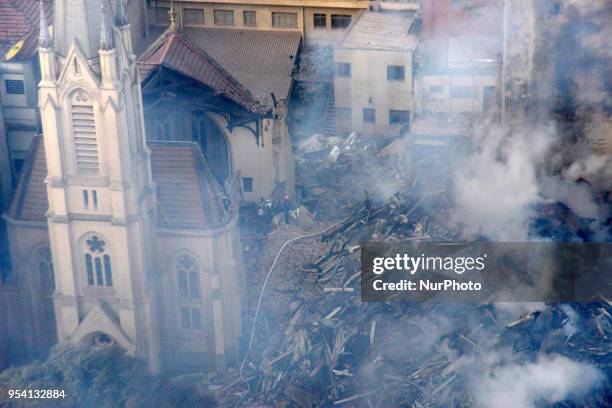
[37,246,54,293]
[336,63,351,77]
[313,13,326,28]
[363,108,376,124]
[389,110,410,125]
[84,235,112,287]
[183,8,205,25]
[71,90,99,173]
[175,254,202,330]
[331,14,351,29]
[214,9,234,25]
[451,86,478,98]
[243,176,253,192]
[387,65,405,81]
[429,85,443,94]
[5,79,25,95]
[156,7,170,23]
[272,12,297,28]
[243,11,256,26]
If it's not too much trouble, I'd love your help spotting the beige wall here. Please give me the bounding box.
[334,48,414,134]
[210,113,295,203]
[152,1,363,45]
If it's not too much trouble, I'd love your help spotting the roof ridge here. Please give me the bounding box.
[169,30,263,111]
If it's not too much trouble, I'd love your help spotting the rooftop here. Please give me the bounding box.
[137,27,267,114]
[338,11,417,52]
[5,137,230,230]
[141,26,301,106]
[0,0,51,61]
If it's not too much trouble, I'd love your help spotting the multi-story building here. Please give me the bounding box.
[334,10,418,135]
[146,0,370,46]
[414,0,501,117]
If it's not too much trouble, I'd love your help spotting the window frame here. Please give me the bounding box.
[84,235,113,288]
[272,12,298,28]
[243,10,256,26]
[175,254,204,331]
[183,8,205,25]
[387,65,406,81]
[429,85,444,94]
[389,110,410,125]
[336,62,351,78]
[313,13,327,29]
[363,108,376,124]
[331,14,351,29]
[243,176,253,192]
[214,9,235,26]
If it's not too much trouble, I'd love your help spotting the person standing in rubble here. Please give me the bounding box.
[282,194,291,224]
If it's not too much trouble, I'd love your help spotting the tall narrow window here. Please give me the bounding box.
[92,190,98,209]
[71,91,99,173]
[84,235,112,287]
[175,254,203,330]
[37,246,55,293]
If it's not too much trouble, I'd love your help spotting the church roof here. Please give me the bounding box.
[5,136,230,230]
[139,26,301,107]
[0,0,52,61]
[137,27,266,115]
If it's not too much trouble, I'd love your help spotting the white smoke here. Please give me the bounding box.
[450,123,555,241]
[471,354,605,408]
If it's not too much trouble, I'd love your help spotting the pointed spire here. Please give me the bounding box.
[169,0,178,29]
[39,0,52,48]
[99,0,114,50]
[116,0,129,27]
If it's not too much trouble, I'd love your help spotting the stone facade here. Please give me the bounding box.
[1,0,245,375]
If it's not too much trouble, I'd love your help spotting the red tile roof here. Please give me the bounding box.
[6,137,230,230]
[0,0,51,61]
[137,27,267,114]
[150,141,228,229]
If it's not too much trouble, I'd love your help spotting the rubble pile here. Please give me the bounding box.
[217,192,612,407]
[295,132,456,221]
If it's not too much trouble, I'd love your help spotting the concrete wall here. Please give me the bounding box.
[334,48,414,135]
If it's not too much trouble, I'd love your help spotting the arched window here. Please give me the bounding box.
[84,235,113,287]
[36,246,56,326]
[190,112,230,184]
[175,254,202,330]
[36,246,54,294]
[71,90,99,173]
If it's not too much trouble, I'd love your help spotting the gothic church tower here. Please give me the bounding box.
[38,0,161,369]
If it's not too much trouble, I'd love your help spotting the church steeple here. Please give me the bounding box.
[53,0,116,58]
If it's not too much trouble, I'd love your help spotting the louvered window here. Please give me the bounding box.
[71,92,99,173]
